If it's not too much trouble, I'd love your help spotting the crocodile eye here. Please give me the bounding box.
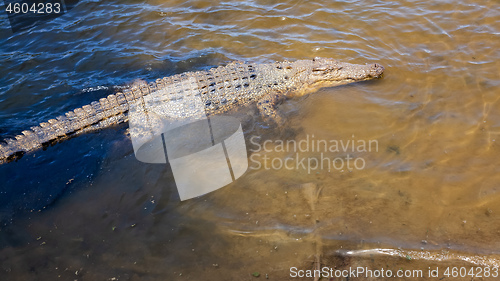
[312,67,327,71]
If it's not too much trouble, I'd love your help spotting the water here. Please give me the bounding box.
[1,0,500,280]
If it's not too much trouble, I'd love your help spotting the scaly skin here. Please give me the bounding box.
[0,58,384,164]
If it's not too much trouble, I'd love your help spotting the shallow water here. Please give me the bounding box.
[1,0,500,280]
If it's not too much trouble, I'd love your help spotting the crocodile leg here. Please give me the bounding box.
[256,92,285,125]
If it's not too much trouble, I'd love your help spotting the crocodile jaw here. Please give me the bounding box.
[295,58,384,96]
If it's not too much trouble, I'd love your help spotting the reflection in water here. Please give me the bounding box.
[1,0,500,279]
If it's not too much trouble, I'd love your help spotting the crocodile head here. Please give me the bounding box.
[293,57,384,96]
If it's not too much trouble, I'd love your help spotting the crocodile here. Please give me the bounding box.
[0,57,384,164]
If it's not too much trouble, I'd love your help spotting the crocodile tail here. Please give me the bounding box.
[0,81,158,164]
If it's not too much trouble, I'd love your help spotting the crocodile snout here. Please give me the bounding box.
[370,63,384,78]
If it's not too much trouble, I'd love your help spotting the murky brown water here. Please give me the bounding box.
[1,0,500,280]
